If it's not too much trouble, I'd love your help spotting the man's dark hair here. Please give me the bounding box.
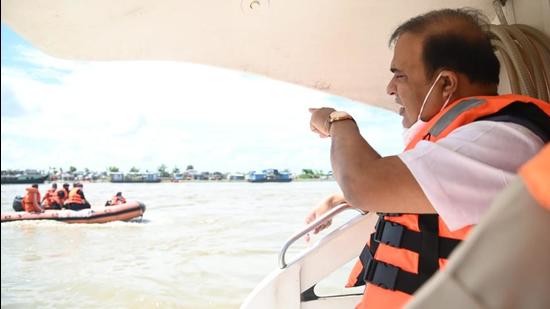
[31,184,38,188]
[389,8,500,85]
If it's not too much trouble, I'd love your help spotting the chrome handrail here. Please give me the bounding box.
[278,203,366,269]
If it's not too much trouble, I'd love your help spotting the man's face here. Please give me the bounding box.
[386,33,431,128]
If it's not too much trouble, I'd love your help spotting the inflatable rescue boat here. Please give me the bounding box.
[1,201,146,224]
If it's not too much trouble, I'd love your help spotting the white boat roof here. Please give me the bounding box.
[0,0,507,111]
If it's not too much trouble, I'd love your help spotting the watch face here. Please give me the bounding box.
[332,111,348,118]
[330,111,351,121]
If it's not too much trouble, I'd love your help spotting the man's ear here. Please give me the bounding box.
[440,70,458,97]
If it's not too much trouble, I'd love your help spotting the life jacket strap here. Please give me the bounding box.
[417,214,440,285]
[361,252,424,295]
[349,214,460,292]
[476,101,550,143]
[374,215,461,258]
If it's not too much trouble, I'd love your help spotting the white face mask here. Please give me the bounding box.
[402,72,452,146]
[401,116,429,146]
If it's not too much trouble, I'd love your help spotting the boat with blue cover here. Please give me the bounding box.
[247,169,292,183]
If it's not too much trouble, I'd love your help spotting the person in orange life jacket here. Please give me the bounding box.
[64,182,91,211]
[41,182,57,203]
[22,184,43,213]
[308,8,549,309]
[406,144,550,309]
[46,190,67,210]
[106,192,126,206]
[42,182,62,210]
[56,183,70,208]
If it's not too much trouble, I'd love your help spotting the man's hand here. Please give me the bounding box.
[305,193,347,241]
[309,107,336,138]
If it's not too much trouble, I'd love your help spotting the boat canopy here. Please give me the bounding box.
[0,0,506,111]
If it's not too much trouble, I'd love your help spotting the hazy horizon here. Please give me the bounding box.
[1,22,404,174]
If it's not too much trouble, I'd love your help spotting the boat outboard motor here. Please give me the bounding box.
[12,195,24,211]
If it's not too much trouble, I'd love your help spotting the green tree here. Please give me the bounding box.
[129,166,140,173]
[298,169,315,179]
[173,166,181,174]
[108,166,120,173]
[68,166,77,174]
[186,165,194,171]
[158,164,170,177]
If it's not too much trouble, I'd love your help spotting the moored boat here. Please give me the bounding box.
[1,201,146,224]
[247,169,292,183]
[1,170,49,185]
[110,172,161,183]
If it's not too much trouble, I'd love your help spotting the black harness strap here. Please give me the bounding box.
[364,259,423,295]
[374,216,460,258]
[417,215,440,285]
[477,101,550,143]
[354,215,455,295]
[358,236,439,294]
[350,233,380,287]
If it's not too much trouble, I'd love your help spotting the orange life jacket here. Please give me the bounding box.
[519,144,550,210]
[42,188,57,209]
[22,187,42,213]
[65,188,85,204]
[55,188,69,205]
[348,94,550,309]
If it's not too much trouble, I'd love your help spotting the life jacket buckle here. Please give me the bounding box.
[364,258,399,291]
[374,217,404,247]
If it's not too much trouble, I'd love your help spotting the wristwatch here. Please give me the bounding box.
[329,111,354,124]
[326,111,355,135]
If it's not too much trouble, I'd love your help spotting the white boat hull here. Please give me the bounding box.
[241,212,377,309]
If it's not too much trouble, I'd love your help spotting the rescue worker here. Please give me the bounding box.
[406,144,550,309]
[42,183,60,210]
[307,8,549,308]
[46,190,66,210]
[55,183,70,207]
[22,184,43,213]
[106,192,126,206]
[64,182,91,211]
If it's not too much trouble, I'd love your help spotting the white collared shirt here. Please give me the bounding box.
[398,121,544,231]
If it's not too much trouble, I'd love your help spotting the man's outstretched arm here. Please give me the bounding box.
[310,107,435,214]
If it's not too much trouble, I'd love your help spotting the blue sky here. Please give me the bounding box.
[1,22,404,174]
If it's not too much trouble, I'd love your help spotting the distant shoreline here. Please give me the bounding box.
[1,178,336,186]
[33,178,337,184]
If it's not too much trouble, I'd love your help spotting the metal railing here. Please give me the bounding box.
[278,203,366,269]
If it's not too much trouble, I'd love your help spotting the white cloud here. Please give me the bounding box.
[1,45,403,173]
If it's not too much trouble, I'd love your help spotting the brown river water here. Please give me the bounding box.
[1,181,362,308]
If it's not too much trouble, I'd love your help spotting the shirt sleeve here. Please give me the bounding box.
[398,121,544,231]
